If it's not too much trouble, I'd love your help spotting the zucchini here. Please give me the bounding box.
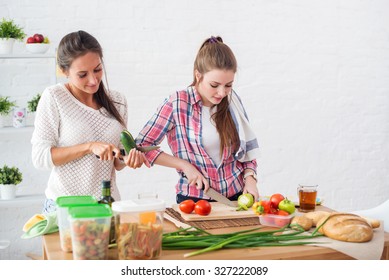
[120,130,137,153]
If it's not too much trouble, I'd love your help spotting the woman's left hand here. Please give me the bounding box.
[124,149,149,169]
[243,177,259,201]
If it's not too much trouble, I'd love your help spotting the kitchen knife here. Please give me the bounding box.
[96,149,126,160]
[181,174,238,207]
[205,187,238,208]
[136,145,160,152]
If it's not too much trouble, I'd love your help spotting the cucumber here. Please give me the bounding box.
[120,130,137,153]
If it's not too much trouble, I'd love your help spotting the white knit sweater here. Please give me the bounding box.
[31,83,128,201]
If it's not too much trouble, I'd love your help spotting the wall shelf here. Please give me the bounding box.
[0,53,56,59]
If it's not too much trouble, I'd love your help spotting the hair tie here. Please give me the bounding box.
[209,36,218,43]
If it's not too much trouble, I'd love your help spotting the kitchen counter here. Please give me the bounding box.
[42,205,389,260]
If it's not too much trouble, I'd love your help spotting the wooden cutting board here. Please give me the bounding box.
[172,202,258,221]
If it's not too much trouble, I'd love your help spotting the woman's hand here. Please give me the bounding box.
[182,163,210,191]
[90,142,121,161]
[243,176,259,201]
[123,149,146,169]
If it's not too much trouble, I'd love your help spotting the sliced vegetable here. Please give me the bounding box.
[71,220,110,260]
[236,193,254,211]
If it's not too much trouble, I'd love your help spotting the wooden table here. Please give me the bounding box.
[42,207,389,260]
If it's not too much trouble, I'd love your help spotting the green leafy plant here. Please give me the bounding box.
[0,96,16,116]
[0,164,23,185]
[27,93,41,113]
[0,18,26,41]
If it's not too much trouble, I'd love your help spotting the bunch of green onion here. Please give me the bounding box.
[162,226,324,258]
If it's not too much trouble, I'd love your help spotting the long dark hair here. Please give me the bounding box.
[191,36,240,155]
[57,30,125,126]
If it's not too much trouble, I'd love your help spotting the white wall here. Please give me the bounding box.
[1,0,389,259]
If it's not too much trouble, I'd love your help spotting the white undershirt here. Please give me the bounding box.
[201,106,221,167]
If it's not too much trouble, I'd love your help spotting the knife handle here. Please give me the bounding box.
[95,149,125,160]
[181,174,208,189]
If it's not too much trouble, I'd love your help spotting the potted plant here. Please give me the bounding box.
[0,164,23,200]
[0,96,16,128]
[0,18,26,54]
[26,93,41,126]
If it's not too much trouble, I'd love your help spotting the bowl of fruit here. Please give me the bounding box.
[26,34,50,54]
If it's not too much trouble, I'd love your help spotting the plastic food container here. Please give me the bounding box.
[259,213,295,228]
[68,204,112,260]
[56,196,98,252]
[112,198,165,260]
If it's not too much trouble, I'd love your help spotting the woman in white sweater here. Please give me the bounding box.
[31,30,144,213]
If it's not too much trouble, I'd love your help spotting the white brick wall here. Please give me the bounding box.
[1,0,389,259]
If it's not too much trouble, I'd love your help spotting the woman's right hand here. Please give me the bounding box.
[182,163,210,191]
[90,142,121,161]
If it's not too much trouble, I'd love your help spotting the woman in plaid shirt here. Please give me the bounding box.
[136,36,259,203]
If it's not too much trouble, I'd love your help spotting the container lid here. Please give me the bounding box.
[112,198,165,213]
[68,204,112,219]
[56,195,97,207]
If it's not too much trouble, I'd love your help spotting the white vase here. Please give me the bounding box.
[0,38,15,54]
[12,107,26,128]
[0,184,17,200]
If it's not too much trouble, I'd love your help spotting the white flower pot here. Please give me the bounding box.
[0,114,11,128]
[0,38,15,54]
[0,184,17,200]
[12,107,26,128]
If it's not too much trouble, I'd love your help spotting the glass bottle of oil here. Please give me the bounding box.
[98,180,116,244]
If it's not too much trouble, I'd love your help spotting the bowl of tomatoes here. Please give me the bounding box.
[259,212,295,227]
[253,193,296,227]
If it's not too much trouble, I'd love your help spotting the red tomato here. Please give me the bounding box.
[260,215,274,225]
[194,200,212,216]
[274,216,288,227]
[270,193,285,209]
[276,209,290,216]
[179,199,195,214]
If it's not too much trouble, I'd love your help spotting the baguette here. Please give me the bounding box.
[290,216,313,231]
[360,216,381,229]
[317,213,373,242]
[303,211,330,226]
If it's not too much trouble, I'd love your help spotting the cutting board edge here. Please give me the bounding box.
[172,202,258,221]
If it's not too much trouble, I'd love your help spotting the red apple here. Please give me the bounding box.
[33,34,44,43]
[27,37,36,43]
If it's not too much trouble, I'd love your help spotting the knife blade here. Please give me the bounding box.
[136,145,160,153]
[205,187,238,208]
[181,174,238,207]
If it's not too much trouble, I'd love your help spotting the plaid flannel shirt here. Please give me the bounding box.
[136,86,257,199]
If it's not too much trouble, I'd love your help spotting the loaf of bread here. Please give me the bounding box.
[360,216,381,229]
[317,213,373,242]
[290,216,313,231]
[303,211,330,226]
